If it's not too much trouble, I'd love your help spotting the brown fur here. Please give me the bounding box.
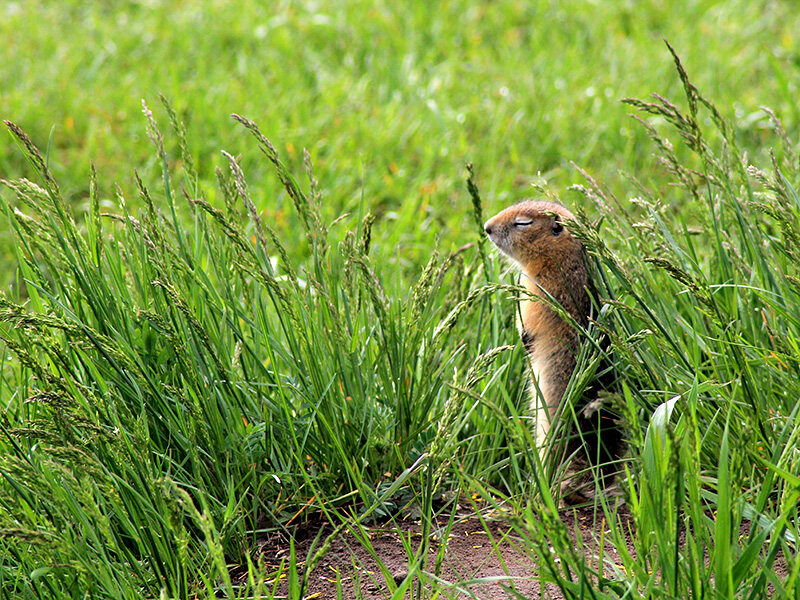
[484,200,590,450]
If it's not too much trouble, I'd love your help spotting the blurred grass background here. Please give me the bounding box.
[3,0,799,272]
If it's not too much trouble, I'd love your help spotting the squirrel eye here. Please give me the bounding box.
[514,218,533,227]
[551,221,564,235]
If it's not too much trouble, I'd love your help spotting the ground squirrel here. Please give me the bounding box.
[484,200,618,495]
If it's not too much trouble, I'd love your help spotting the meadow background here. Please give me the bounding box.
[2,1,800,598]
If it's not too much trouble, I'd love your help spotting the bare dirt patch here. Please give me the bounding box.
[249,504,790,599]
[253,505,635,599]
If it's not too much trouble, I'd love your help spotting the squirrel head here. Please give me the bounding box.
[483,200,584,274]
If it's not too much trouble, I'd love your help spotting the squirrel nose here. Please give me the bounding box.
[484,223,493,235]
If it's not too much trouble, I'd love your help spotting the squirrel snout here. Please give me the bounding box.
[484,218,507,250]
[484,217,500,237]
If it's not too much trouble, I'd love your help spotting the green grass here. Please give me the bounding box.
[2,2,800,599]
[2,1,800,286]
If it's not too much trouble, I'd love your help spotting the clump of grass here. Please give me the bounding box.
[0,101,515,598]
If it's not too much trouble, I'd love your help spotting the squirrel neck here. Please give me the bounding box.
[520,253,590,328]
